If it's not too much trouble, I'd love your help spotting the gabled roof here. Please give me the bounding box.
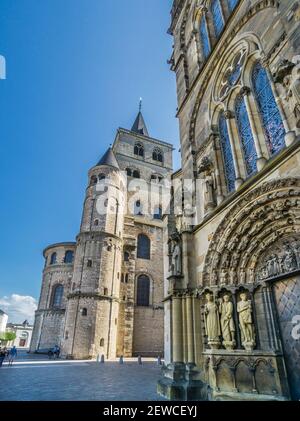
[96,147,119,169]
[131,111,149,137]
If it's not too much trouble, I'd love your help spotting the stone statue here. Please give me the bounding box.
[204,293,221,349]
[283,244,298,272]
[169,230,182,276]
[281,58,300,128]
[237,292,255,351]
[219,294,236,350]
[198,156,216,212]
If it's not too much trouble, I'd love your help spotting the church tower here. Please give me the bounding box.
[62,147,126,359]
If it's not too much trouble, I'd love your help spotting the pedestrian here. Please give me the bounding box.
[8,345,17,366]
[0,347,6,368]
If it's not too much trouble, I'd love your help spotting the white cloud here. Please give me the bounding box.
[0,294,37,324]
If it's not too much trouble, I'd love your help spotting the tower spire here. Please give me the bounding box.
[131,99,149,137]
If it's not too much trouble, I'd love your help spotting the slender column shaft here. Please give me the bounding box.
[186,295,195,364]
[172,295,183,363]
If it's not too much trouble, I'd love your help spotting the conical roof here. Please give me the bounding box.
[131,111,149,137]
[96,147,119,169]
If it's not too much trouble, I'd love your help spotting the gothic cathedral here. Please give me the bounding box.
[159,0,300,401]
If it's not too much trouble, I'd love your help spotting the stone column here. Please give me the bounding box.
[224,110,243,189]
[240,86,267,171]
[172,294,183,363]
[262,60,296,146]
[186,294,195,364]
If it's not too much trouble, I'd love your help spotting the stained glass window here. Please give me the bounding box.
[211,0,224,38]
[219,112,236,192]
[252,62,285,156]
[200,15,211,59]
[235,95,258,176]
[136,275,150,307]
[228,0,239,12]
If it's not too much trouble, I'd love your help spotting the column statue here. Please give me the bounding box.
[204,293,221,349]
[219,294,236,350]
[237,292,255,351]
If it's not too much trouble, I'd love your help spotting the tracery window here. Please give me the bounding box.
[134,142,144,157]
[200,14,211,59]
[235,95,258,176]
[252,62,285,156]
[219,112,236,193]
[211,0,224,38]
[136,275,150,307]
[152,148,163,163]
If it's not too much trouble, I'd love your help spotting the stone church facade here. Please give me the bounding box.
[30,113,173,359]
[158,0,300,401]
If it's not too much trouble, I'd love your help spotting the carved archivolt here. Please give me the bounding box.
[202,178,300,286]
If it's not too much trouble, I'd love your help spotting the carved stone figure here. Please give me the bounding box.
[219,294,236,350]
[198,156,216,212]
[280,58,300,128]
[283,244,298,272]
[169,230,182,276]
[237,292,255,351]
[204,293,221,349]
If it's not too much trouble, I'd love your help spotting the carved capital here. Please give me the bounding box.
[224,110,234,120]
[240,86,251,96]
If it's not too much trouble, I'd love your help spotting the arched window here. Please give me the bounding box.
[211,0,224,37]
[152,148,163,163]
[235,95,258,176]
[126,168,132,177]
[64,250,74,264]
[252,62,285,156]
[50,252,57,265]
[100,338,104,347]
[81,308,87,316]
[153,206,162,220]
[52,285,64,308]
[228,0,239,12]
[136,275,150,307]
[124,251,129,262]
[104,288,108,296]
[98,174,105,181]
[137,234,151,260]
[134,200,143,216]
[134,142,144,157]
[219,112,236,193]
[200,14,211,59]
[94,219,99,226]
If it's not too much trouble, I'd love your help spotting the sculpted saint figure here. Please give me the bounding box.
[283,245,297,272]
[204,293,221,348]
[237,292,255,351]
[169,231,182,276]
[219,294,236,349]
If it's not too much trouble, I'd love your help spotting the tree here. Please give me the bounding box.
[0,331,16,343]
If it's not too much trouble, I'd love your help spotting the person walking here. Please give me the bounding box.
[8,345,17,366]
[0,347,7,367]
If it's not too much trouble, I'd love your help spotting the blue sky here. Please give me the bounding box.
[0,0,180,322]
